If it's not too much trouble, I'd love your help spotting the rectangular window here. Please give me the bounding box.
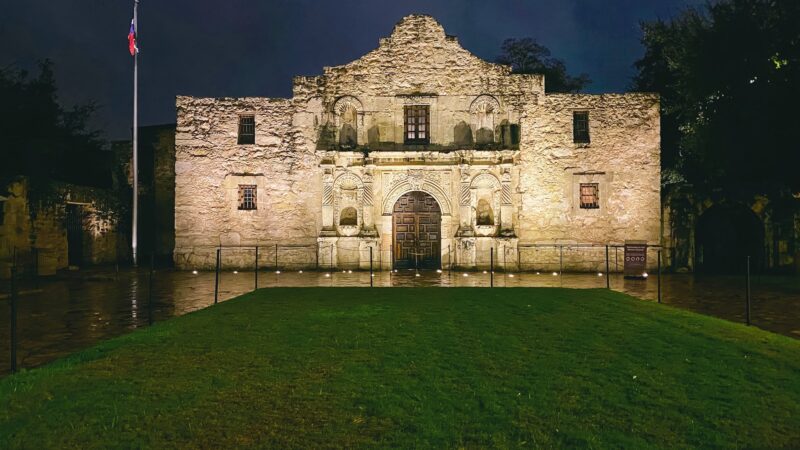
[238,185,257,210]
[238,115,255,145]
[573,111,590,144]
[579,183,599,209]
[404,105,430,144]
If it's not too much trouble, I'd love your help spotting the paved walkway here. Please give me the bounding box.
[1,268,798,374]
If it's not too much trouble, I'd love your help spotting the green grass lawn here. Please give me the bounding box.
[2,288,799,449]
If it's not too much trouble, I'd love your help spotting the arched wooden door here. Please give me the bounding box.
[393,191,441,269]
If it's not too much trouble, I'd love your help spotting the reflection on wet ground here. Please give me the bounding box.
[0,268,798,374]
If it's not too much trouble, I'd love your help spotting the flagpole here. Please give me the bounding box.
[132,0,139,266]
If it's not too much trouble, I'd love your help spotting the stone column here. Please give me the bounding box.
[458,165,473,234]
[362,169,375,233]
[379,215,393,270]
[320,166,336,236]
[500,166,515,236]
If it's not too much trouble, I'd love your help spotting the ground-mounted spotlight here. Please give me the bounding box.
[415,273,421,277]
[348,270,352,274]
[642,272,649,278]
[371,273,375,277]
[233,270,239,274]
[508,274,515,278]
[436,269,442,273]
[192,270,198,275]
[598,272,604,277]
[536,272,540,275]
[324,273,330,277]
[552,272,558,276]
[462,273,469,277]
[275,270,281,274]
[342,270,346,273]
[298,270,303,273]
[482,270,487,274]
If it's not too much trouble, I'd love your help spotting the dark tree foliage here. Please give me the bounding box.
[496,38,591,93]
[634,0,800,200]
[0,60,111,198]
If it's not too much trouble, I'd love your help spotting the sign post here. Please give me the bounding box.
[624,240,648,279]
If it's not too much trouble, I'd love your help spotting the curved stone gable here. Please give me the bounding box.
[299,15,543,99]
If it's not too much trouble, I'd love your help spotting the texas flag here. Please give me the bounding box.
[127,19,138,56]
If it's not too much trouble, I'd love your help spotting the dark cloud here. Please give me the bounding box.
[0,0,704,139]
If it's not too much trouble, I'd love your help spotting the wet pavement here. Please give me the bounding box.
[0,267,798,375]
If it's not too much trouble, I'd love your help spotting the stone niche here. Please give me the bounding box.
[333,96,364,149]
[318,167,380,269]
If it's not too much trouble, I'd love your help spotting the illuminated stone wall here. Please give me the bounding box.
[518,93,661,245]
[174,97,321,268]
[0,179,121,278]
[174,15,661,271]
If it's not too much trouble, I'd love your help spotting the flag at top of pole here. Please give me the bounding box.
[128,19,138,56]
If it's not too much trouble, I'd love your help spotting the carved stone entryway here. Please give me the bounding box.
[393,191,441,269]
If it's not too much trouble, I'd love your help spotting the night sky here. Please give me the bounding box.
[1,0,704,139]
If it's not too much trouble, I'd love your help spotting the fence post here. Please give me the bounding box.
[254,246,259,290]
[605,245,610,289]
[448,245,451,274]
[370,246,373,287]
[559,245,563,287]
[490,247,494,288]
[33,247,39,289]
[10,264,18,374]
[275,244,278,271]
[746,255,751,326]
[148,253,154,325]
[657,249,662,304]
[214,248,221,305]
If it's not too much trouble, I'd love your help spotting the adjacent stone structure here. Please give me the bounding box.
[0,179,122,278]
[175,15,661,271]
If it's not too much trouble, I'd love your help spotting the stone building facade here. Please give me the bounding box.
[174,15,661,271]
[0,179,122,279]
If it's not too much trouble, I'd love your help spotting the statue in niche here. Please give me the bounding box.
[339,104,358,148]
[476,199,494,226]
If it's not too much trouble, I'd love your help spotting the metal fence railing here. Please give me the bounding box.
[5,240,784,376]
